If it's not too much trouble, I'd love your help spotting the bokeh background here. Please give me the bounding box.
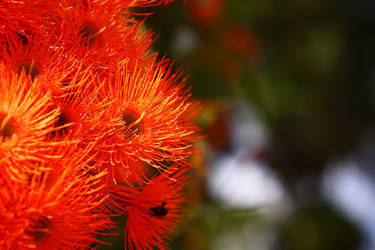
[101,0,375,249]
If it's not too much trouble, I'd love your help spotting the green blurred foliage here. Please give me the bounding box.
[279,202,363,250]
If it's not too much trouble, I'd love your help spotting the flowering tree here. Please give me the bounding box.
[0,1,198,249]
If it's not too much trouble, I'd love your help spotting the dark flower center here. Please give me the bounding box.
[79,22,102,46]
[17,32,29,45]
[51,110,72,137]
[0,113,16,140]
[120,110,143,136]
[17,60,42,80]
[149,201,168,217]
[24,214,52,242]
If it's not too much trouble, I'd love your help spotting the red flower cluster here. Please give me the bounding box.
[0,1,198,249]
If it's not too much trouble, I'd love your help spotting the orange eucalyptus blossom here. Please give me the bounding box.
[96,60,198,183]
[100,157,153,187]
[108,167,189,250]
[43,64,107,144]
[0,1,44,44]
[1,33,81,81]
[0,1,200,249]
[0,145,113,249]
[0,63,61,182]
[48,0,155,78]
[0,34,105,142]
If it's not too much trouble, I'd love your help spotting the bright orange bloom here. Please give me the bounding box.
[101,158,153,187]
[0,1,47,43]
[44,66,106,143]
[1,33,80,82]
[0,63,60,182]
[0,145,112,249]
[97,60,198,183]
[48,0,155,78]
[1,34,109,145]
[109,167,189,250]
[0,1,199,249]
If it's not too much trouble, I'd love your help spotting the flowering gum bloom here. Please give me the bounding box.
[43,65,108,145]
[0,63,61,182]
[48,0,155,78]
[0,145,113,249]
[1,34,81,82]
[0,1,49,44]
[0,1,200,249]
[108,167,189,250]
[1,40,105,144]
[101,158,153,187]
[97,60,198,184]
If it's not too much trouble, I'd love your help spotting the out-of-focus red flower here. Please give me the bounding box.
[213,23,262,82]
[220,23,262,70]
[119,0,180,7]
[206,110,231,150]
[199,101,233,151]
[187,0,227,27]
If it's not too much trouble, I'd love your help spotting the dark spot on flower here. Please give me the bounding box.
[85,162,98,176]
[17,32,29,45]
[50,110,72,137]
[149,201,168,217]
[82,0,89,8]
[17,60,42,80]
[0,113,16,141]
[79,22,101,46]
[120,110,143,137]
[24,214,52,242]
[87,242,97,249]
[88,160,97,167]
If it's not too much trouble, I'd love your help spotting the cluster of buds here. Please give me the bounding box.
[0,1,198,249]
